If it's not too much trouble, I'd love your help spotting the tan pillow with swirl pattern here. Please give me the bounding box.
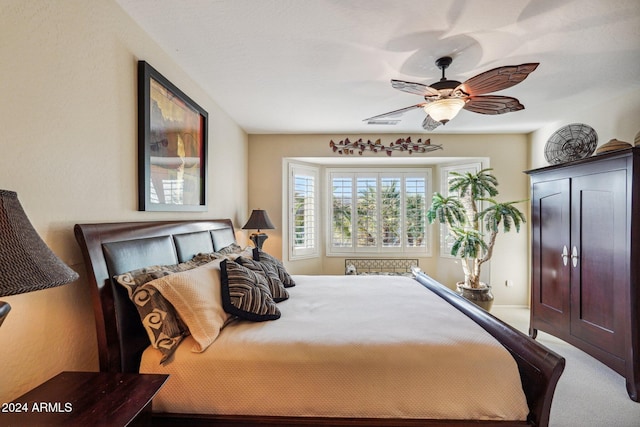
[115,257,213,364]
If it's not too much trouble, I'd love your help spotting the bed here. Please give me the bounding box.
[74,219,564,427]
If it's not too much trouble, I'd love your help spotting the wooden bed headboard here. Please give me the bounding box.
[74,219,236,373]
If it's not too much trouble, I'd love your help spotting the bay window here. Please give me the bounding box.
[327,168,431,255]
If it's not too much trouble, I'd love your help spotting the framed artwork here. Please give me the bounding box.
[138,61,208,211]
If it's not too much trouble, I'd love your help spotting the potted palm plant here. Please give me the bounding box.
[426,168,526,311]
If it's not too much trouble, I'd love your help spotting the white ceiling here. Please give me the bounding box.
[116,0,640,135]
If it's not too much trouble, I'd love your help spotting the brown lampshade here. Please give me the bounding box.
[0,190,78,297]
[242,209,275,231]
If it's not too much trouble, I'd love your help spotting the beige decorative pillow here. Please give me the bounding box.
[145,258,230,353]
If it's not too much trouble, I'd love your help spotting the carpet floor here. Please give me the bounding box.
[492,306,640,427]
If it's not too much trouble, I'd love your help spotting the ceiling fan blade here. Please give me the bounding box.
[363,103,426,121]
[391,79,440,97]
[422,115,442,131]
[456,63,539,96]
[463,95,525,115]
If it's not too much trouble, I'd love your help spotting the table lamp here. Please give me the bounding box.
[242,209,275,250]
[0,190,79,328]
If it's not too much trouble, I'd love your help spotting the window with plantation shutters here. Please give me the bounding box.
[288,163,319,259]
[327,168,431,255]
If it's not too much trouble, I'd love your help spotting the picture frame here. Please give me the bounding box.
[138,61,208,211]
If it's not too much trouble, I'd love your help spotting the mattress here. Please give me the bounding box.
[140,274,529,420]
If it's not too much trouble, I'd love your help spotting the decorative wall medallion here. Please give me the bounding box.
[544,123,597,165]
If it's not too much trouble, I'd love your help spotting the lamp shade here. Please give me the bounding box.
[242,209,275,231]
[0,190,78,297]
[423,98,465,124]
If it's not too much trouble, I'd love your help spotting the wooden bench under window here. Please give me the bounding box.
[345,259,419,276]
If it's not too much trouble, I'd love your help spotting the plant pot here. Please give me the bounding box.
[456,282,494,312]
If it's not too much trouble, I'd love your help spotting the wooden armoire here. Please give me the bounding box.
[527,146,639,402]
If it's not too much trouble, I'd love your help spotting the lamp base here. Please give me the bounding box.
[0,301,10,328]
[249,233,269,250]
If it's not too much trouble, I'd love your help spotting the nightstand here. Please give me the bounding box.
[1,371,168,426]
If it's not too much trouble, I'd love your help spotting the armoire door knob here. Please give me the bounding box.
[571,246,579,268]
[561,245,569,266]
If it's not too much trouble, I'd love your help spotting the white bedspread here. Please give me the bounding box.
[140,275,529,420]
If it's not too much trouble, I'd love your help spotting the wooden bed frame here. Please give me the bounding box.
[74,219,564,427]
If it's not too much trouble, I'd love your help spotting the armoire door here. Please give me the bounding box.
[531,178,571,333]
[569,168,628,358]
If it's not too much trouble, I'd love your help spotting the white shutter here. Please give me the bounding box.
[329,172,354,252]
[289,163,319,259]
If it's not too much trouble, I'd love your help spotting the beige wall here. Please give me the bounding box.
[0,0,248,402]
[529,88,640,169]
[248,133,530,306]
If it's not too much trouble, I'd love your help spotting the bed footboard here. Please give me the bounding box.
[414,272,565,427]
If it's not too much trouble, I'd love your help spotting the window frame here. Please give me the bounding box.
[326,167,432,256]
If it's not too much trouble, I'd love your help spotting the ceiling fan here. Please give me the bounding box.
[364,56,539,130]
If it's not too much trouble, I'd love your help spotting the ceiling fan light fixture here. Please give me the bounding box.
[369,58,539,130]
[423,98,465,124]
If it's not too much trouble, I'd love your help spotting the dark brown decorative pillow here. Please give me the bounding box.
[220,259,281,322]
[193,244,253,263]
[217,242,243,255]
[253,248,296,287]
[114,258,213,363]
[235,256,289,302]
[192,252,221,264]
